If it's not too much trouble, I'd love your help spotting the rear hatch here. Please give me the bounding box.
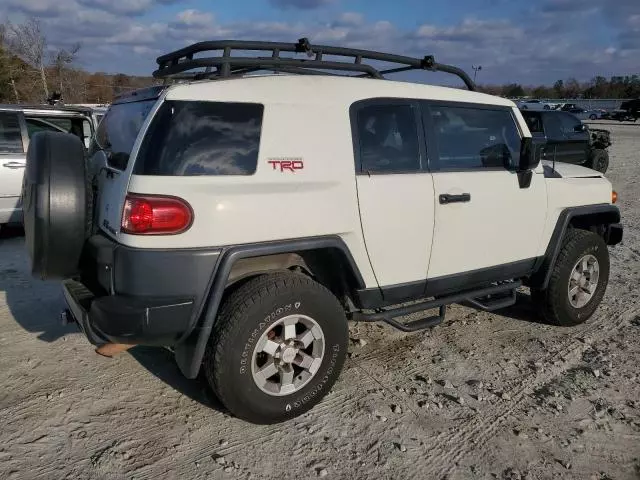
[88,86,165,239]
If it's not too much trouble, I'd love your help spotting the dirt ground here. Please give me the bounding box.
[1,122,639,480]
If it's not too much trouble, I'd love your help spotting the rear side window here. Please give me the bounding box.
[522,112,543,133]
[135,101,264,176]
[0,112,24,154]
[354,104,421,173]
[559,112,582,134]
[429,105,521,170]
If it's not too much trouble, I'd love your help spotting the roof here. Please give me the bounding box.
[164,74,516,108]
[0,103,93,115]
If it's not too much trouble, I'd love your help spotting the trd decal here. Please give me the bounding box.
[267,157,304,173]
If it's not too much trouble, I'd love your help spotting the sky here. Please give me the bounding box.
[1,0,639,85]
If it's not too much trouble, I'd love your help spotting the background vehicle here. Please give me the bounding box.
[609,99,640,122]
[563,107,606,120]
[22,39,623,424]
[0,104,94,226]
[520,109,611,173]
[516,99,553,110]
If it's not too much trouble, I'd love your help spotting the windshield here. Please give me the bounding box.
[90,99,157,169]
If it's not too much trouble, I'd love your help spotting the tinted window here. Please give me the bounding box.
[522,112,543,133]
[544,114,563,138]
[135,101,264,176]
[356,104,420,173]
[429,105,521,169]
[0,112,24,154]
[559,113,582,134]
[90,99,157,169]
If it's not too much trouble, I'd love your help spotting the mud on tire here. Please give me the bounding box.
[203,271,349,424]
[532,229,610,327]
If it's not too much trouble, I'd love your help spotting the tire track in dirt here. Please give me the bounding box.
[420,303,639,478]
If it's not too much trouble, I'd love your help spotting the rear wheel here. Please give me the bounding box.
[531,229,609,326]
[204,271,348,424]
[22,131,91,279]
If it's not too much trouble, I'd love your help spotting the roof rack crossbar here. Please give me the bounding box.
[153,38,476,90]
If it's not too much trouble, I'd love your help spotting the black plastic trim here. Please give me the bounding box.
[605,223,623,246]
[529,204,621,289]
[356,258,538,310]
[174,235,366,379]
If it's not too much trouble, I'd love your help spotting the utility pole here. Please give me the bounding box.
[472,65,482,83]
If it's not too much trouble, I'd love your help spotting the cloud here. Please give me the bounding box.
[1,0,638,84]
[269,0,335,10]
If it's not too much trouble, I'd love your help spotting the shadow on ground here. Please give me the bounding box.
[129,346,228,413]
[1,228,75,342]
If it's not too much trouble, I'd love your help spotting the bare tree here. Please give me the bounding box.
[6,18,49,100]
[51,42,81,95]
[0,23,20,102]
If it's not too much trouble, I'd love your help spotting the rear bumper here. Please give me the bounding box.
[605,223,623,246]
[67,233,221,346]
[63,279,195,345]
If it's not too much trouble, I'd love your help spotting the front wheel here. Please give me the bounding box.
[531,229,610,326]
[204,271,348,424]
[588,149,609,173]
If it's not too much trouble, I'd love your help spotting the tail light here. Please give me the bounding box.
[121,194,193,235]
[612,190,618,204]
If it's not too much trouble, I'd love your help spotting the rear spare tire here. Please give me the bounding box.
[22,131,91,280]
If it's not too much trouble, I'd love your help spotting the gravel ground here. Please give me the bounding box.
[1,122,639,480]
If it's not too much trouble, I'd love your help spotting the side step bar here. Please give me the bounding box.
[351,281,521,333]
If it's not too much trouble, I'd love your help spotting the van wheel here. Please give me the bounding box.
[204,271,348,424]
[588,149,609,173]
[531,229,609,326]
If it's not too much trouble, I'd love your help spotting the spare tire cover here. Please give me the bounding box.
[22,131,90,280]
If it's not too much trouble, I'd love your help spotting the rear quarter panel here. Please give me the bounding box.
[122,99,378,287]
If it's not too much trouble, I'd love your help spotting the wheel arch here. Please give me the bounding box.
[529,204,620,290]
[174,236,366,379]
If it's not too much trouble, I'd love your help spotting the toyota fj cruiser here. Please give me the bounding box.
[22,39,623,424]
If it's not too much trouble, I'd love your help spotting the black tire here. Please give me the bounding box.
[588,149,609,173]
[531,229,609,326]
[589,114,597,120]
[22,131,91,280]
[204,271,348,424]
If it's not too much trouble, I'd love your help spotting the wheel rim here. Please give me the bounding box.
[567,254,600,308]
[251,314,325,396]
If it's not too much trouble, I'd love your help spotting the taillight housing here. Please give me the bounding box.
[121,194,193,235]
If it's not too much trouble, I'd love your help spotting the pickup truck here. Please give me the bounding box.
[520,110,611,173]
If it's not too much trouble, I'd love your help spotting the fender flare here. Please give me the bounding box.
[530,204,620,290]
[174,235,365,379]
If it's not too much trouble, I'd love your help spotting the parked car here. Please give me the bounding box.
[22,39,622,424]
[516,99,553,111]
[564,107,606,120]
[520,109,611,173]
[0,104,95,226]
[609,99,640,122]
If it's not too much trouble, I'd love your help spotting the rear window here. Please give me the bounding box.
[90,99,157,169]
[134,101,264,176]
[0,112,24,154]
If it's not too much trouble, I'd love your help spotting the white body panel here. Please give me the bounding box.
[428,169,548,278]
[355,173,435,286]
[93,74,615,293]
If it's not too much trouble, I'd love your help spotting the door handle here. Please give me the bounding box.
[439,193,471,205]
[3,162,26,169]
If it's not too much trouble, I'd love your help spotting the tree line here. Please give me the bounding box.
[1,17,638,105]
[0,18,159,105]
[478,76,640,100]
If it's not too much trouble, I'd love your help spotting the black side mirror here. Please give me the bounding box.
[518,136,539,172]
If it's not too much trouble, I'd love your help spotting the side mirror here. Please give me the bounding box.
[517,136,539,172]
[574,124,587,133]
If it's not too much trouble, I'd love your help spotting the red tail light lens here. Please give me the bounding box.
[121,194,193,235]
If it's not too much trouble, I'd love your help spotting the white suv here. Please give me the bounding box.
[22,39,623,424]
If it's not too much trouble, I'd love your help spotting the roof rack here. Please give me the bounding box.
[153,38,477,91]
